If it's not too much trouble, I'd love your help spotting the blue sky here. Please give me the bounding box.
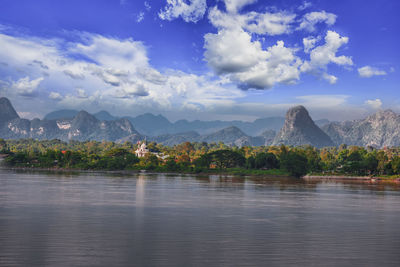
[0,0,398,121]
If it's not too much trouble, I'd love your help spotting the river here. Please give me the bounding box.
[0,168,399,266]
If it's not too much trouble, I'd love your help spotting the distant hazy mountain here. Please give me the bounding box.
[93,110,117,121]
[322,109,400,148]
[152,131,201,146]
[0,97,19,125]
[314,119,330,127]
[169,117,284,136]
[45,109,117,122]
[201,126,250,146]
[150,126,268,147]
[273,106,334,148]
[43,109,285,136]
[10,97,400,148]
[44,109,79,120]
[128,113,172,136]
[0,98,141,142]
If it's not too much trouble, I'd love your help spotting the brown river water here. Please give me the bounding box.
[0,168,399,266]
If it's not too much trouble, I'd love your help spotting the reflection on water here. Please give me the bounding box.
[0,169,399,266]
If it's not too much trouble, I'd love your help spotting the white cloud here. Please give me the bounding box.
[76,88,88,98]
[303,36,319,53]
[11,76,43,97]
[309,31,352,67]
[205,5,351,89]
[136,12,145,23]
[365,99,382,109]
[223,0,257,13]
[0,31,247,118]
[322,73,338,84]
[242,11,296,35]
[233,41,302,89]
[301,31,352,83]
[72,34,149,72]
[144,1,151,11]
[204,27,302,89]
[63,69,85,80]
[204,28,267,74]
[358,66,387,78]
[298,1,312,11]
[297,11,337,32]
[49,92,63,101]
[158,0,207,23]
[208,6,296,36]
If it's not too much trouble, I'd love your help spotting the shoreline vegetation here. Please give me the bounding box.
[1,138,400,182]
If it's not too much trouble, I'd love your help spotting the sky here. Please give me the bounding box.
[0,0,399,122]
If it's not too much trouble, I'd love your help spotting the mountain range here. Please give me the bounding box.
[2,97,400,148]
[45,109,286,136]
[44,107,330,137]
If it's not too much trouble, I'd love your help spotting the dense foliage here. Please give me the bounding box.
[1,138,400,178]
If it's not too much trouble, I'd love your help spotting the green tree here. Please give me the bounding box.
[254,152,279,169]
[201,150,245,169]
[280,151,308,178]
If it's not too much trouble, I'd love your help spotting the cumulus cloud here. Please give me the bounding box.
[0,30,246,117]
[241,11,295,35]
[204,28,267,74]
[297,11,337,32]
[301,31,352,83]
[204,4,352,89]
[11,76,43,97]
[303,36,319,53]
[308,31,352,67]
[322,73,338,84]
[204,27,301,89]
[223,0,257,13]
[49,92,63,101]
[365,99,382,109]
[233,41,302,89]
[158,0,207,23]
[358,66,387,78]
[208,6,296,36]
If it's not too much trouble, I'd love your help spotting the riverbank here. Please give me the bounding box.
[3,165,400,184]
[303,174,400,182]
[0,164,292,179]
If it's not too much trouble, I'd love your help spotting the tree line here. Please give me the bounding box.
[1,138,400,178]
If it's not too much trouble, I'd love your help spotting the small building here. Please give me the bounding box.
[135,141,149,158]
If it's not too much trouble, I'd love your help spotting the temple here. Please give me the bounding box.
[135,141,149,158]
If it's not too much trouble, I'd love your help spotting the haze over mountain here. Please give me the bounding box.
[2,97,400,148]
[0,97,142,142]
[42,109,286,136]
